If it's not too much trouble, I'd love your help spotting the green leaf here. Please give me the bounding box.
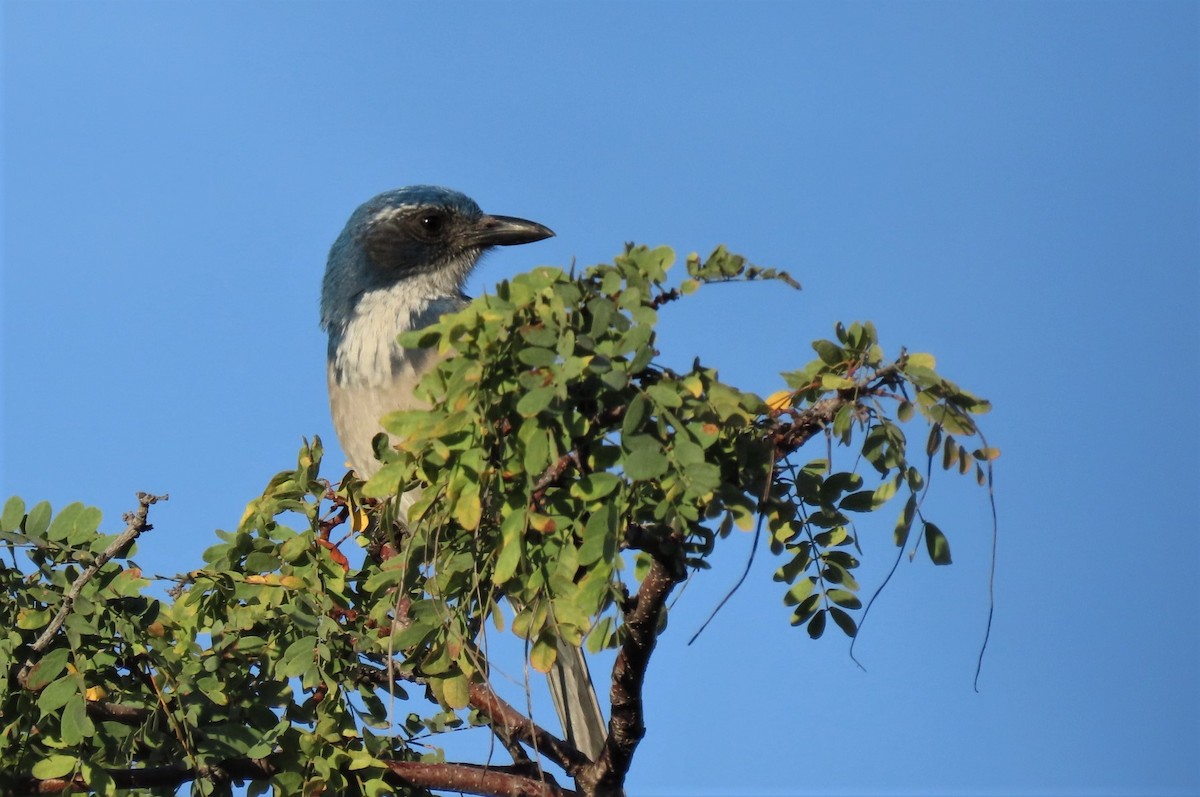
[516,386,556,417]
[25,500,52,538]
[17,607,52,630]
[75,505,103,537]
[622,393,650,437]
[812,339,844,365]
[570,472,621,501]
[60,693,95,744]
[279,533,311,563]
[839,490,876,513]
[494,510,526,584]
[441,673,470,710]
[821,471,862,502]
[825,588,862,609]
[924,522,953,565]
[829,606,858,637]
[906,352,936,369]
[894,494,917,547]
[832,403,855,441]
[586,616,615,654]
[38,674,81,716]
[24,647,70,691]
[31,755,79,780]
[47,502,84,541]
[904,364,941,388]
[278,636,318,678]
[1,496,25,531]
[942,436,959,471]
[925,424,942,457]
[821,373,855,390]
[783,576,817,606]
[362,461,406,498]
[622,435,669,480]
[872,473,900,506]
[806,609,827,639]
[790,593,821,626]
[522,422,551,476]
[579,504,617,566]
[517,346,559,367]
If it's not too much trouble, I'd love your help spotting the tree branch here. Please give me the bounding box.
[385,760,575,797]
[16,492,165,690]
[14,756,277,795]
[576,552,683,796]
[17,755,573,797]
[468,680,591,775]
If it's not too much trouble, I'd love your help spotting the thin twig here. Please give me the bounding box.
[17,492,165,689]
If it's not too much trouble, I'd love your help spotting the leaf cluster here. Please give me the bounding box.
[0,245,995,797]
[362,245,786,688]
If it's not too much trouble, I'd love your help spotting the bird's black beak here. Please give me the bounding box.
[467,214,555,248]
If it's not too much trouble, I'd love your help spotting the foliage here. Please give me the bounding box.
[0,245,995,797]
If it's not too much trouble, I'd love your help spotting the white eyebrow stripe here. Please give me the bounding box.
[369,205,424,225]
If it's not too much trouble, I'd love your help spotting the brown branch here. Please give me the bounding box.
[529,403,626,505]
[354,656,575,780]
[385,760,574,797]
[768,364,907,459]
[19,755,569,797]
[530,449,583,503]
[85,699,151,724]
[16,492,165,690]
[648,287,681,309]
[468,680,591,775]
[768,396,844,455]
[14,757,277,795]
[576,552,683,796]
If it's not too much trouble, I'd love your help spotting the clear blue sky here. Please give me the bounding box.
[3,3,1197,795]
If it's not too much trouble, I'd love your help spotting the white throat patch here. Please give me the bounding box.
[330,282,466,389]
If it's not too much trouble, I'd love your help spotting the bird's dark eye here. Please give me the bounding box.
[417,211,447,238]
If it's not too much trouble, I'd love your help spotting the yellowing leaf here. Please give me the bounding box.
[530,637,557,673]
[766,389,794,411]
[528,512,557,533]
[352,507,371,532]
[453,488,482,531]
[682,373,705,398]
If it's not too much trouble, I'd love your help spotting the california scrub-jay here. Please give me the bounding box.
[320,185,607,759]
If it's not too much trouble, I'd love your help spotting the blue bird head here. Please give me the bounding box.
[320,185,554,339]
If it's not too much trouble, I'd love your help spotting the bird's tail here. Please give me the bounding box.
[546,640,607,760]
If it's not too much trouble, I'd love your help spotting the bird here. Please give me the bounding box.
[320,185,608,760]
